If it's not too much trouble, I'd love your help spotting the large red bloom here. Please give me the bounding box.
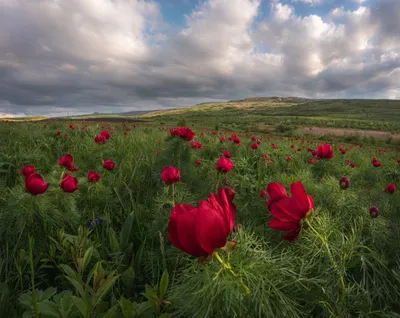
[88,171,101,182]
[216,157,234,173]
[100,130,111,140]
[21,165,35,179]
[317,144,334,159]
[58,154,79,172]
[25,173,49,195]
[267,181,314,241]
[161,166,181,184]
[167,187,236,257]
[170,127,195,141]
[265,182,288,210]
[103,159,116,171]
[60,173,78,193]
[95,135,107,144]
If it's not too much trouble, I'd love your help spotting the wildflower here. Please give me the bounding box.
[385,184,396,194]
[222,150,232,158]
[21,165,35,179]
[267,181,314,241]
[100,130,111,139]
[103,159,116,171]
[58,154,79,172]
[95,135,107,144]
[317,143,334,159]
[250,142,259,150]
[60,174,78,193]
[339,177,350,189]
[161,166,180,184]
[216,157,234,173]
[88,171,101,182]
[369,206,379,218]
[25,173,49,195]
[167,187,236,257]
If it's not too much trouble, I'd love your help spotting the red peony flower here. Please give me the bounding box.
[161,166,180,184]
[232,136,240,144]
[272,143,278,149]
[88,171,101,183]
[167,187,236,257]
[339,177,350,189]
[265,182,288,210]
[60,173,78,193]
[222,150,232,158]
[216,157,234,173]
[195,159,202,166]
[286,156,292,161]
[25,173,49,195]
[262,153,270,159]
[101,130,111,139]
[58,154,79,172]
[170,127,195,141]
[251,135,256,141]
[220,136,226,143]
[267,181,314,241]
[190,141,203,150]
[103,159,116,171]
[385,184,396,194]
[56,130,61,136]
[369,206,379,218]
[259,189,268,199]
[317,143,334,159]
[94,135,107,144]
[373,160,381,167]
[21,165,35,179]
[250,142,259,150]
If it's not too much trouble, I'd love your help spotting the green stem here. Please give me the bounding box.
[306,219,345,304]
[214,251,250,295]
[171,183,175,206]
[28,236,39,318]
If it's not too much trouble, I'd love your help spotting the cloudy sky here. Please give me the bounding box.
[0,0,399,117]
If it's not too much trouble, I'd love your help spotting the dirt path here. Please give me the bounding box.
[301,127,400,141]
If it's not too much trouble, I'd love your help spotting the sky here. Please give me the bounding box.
[0,0,399,117]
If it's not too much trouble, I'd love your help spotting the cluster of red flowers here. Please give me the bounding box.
[22,166,49,195]
[190,141,203,150]
[316,143,334,159]
[170,127,195,141]
[22,151,116,195]
[372,157,382,167]
[94,130,111,144]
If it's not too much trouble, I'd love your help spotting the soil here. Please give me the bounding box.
[302,127,400,141]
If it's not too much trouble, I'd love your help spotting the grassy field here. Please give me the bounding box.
[136,98,400,134]
[0,119,400,317]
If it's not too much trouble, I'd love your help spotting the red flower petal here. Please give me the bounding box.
[270,197,302,222]
[195,201,230,254]
[268,218,299,231]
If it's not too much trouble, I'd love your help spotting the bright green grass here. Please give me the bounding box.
[0,121,399,317]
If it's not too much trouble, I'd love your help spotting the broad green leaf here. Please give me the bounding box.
[159,269,169,299]
[37,301,60,317]
[121,266,135,287]
[72,296,87,317]
[40,287,57,301]
[120,211,134,251]
[82,246,94,273]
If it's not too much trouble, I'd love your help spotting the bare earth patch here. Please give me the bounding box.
[302,127,400,141]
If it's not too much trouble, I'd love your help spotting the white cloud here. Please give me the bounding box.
[0,0,399,115]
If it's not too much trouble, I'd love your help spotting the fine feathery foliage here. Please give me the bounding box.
[0,121,399,317]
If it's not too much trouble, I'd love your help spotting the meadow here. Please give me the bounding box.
[0,119,400,317]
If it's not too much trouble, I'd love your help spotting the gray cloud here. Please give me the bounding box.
[0,0,399,116]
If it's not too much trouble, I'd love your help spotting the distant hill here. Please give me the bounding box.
[135,97,400,133]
